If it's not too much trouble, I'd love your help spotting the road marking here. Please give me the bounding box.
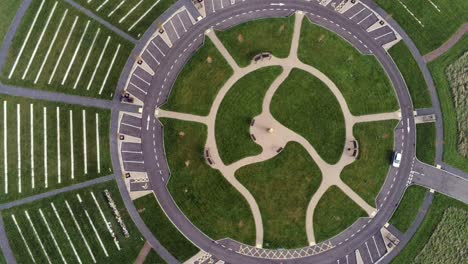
[82,110,87,174]
[119,0,143,23]
[8,0,46,79]
[90,192,121,250]
[151,41,166,56]
[407,117,410,133]
[86,36,111,91]
[134,73,150,85]
[63,20,90,85]
[22,1,58,80]
[372,236,381,257]
[30,104,35,188]
[65,200,97,262]
[56,107,61,183]
[108,0,125,17]
[427,0,441,12]
[128,0,160,31]
[51,203,82,264]
[3,101,6,194]
[69,110,75,179]
[170,20,180,39]
[99,44,121,95]
[146,115,150,130]
[34,9,68,83]
[77,194,109,256]
[365,242,374,263]
[17,104,21,193]
[39,209,67,263]
[74,28,100,89]
[43,107,48,188]
[48,16,79,84]
[25,210,52,263]
[97,0,109,11]
[95,113,101,173]
[11,215,36,263]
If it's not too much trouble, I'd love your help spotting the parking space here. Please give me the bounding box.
[357,232,386,264]
[163,10,194,45]
[334,250,357,264]
[358,13,379,30]
[204,0,235,16]
[119,114,142,138]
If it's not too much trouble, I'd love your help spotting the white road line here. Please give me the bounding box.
[3,101,6,194]
[96,0,109,11]
[82,110,87,174]
[38,209,67,264]
[30,104,35,189]
[43,107,48,188]
[119,0,143,23]
[170,20,180,39]
[22,1,58,80]
[177,14,187,32]
[372,236,381,257]
[65,200,97,263]
[128,0,160,31]
[51,203,82,264]
[145,50,160,65]
[62,20,90,85]
[25,210,52,264]
[17,104,21,193]
[8,0,46,79]
[56,107,61,183]
[98,44,121,95]
[73,28,100,89]
[48,16,79,84]
[76,194,109,256]
[108,0,125,17]
[365,242,374,263]
[95,113,101,173]
[86,36,111,91]
[152,41,165,56]
[90,192,121,250]
[34,9,68,84]
[11,215,36,263]
[69,110,74,179]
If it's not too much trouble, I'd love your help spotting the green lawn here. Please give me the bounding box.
[0,246,5,264]
[236,142,322,249]
[271,68,345,164]
[428,36,468,172]
[2,181,145,263]
[375,0,468,55]
[162,118,256,245]
[0,95,112,203]
[144,250,167,264]
[416,123,436,165]
[0,0,23,44]
[392,193,468,264]
[313,186,367,242]
[217,17,295,67]
[216,66,282,165]
[388,42,432,108]
[341,120,397,205]
[73,0,177,39]
[299,19,398,115]
[1,0,134,99]
[134,193,199,262]
[162,38,233,116]
[389,185,428,233]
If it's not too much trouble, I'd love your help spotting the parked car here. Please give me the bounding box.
[392,152,402,168]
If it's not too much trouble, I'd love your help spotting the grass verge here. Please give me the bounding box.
[144,250,167,264]
[236,142,322,249]
[162,118,255,245]
[216,66,282,165]
[389,185,428,233]
[416,123,436,165]
[0,0,23,44]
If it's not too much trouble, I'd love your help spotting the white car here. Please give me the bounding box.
[392,152,402,168]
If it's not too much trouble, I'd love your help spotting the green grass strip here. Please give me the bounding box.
[0,0,23,44]
[389,185,428,233]
[416,123,436,165]
[143,250,167,264]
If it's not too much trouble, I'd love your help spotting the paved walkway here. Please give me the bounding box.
[423,23,468,62]
[134,241,153,264]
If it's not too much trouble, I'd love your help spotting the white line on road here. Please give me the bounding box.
[98,44,121,94]
[69,110,75,179]
[65,200,97,263]
[128,0,160,31]
[119,0,143,23]
[86,36,111,91]
[25,210,52,264]
[39,209,67,264]
[56,107,61,183]
[30,104,35,189]
[17,104,21,193]
[63,20,91,85]
[108,0,125,17]
[95,113,101,173]
[77,194,109,256]
[73,28,100,89]
[3,101,7,194]
[51,203,82,264]
[43,107,48,188]
[82,110,87,174]
[11,215,36,263]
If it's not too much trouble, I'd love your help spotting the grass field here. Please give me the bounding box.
[134,193,199,262]
[0,247,4,264]
[216,66,282,165]
[392,193,468,264]
[375,0,468,55]
[236,142,322,249]
[144,250,167,264]
[429,36,468,172]
[217,17,295,67]
[313,186,367,242]
[74,0,177,39]
[0,95,112,203]
[299,19,398,116]
[388,42,432,108]
[416,123,436,165]
[162,118,256,245]
[413,207,467,264]
[389,185,428,233]
[0,0,23,44]
[341,120,397,205]
[162,38,233,116]
[271,69,345,164]
[2,181,144,263]
[1,0,134,99]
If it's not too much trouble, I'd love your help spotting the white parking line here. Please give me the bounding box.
[30,104,35,189]
[3,101,6,194]
[8,0,45,79]
[98,44,121,95]
[51,203,82,264]
[82,110,87,174]
[39,209,67,264]
[119,0,143,23]
[43,107,48,188]
[73,28,100,89]
[56,107,61,183]
[22,1,58,80]
[95,113,101,173]
[34,9,68,84]
[108,0,125,17]
[62,20,90,85]
[48,16,79,84]
[97,0,109,11]
[11,215,36,263]
[76,194,109,257]
[65,200,97,263]
[128,0,160,31]
[86,36,111,91]
[90,192,121,250]
[69,110,74,179]
[17,104,21,193]
[25,210,52,264]
[170,20,180,39]
[397,0,424,27]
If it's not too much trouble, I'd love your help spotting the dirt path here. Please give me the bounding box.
[134,241,153,264]
[423,23,468,63]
